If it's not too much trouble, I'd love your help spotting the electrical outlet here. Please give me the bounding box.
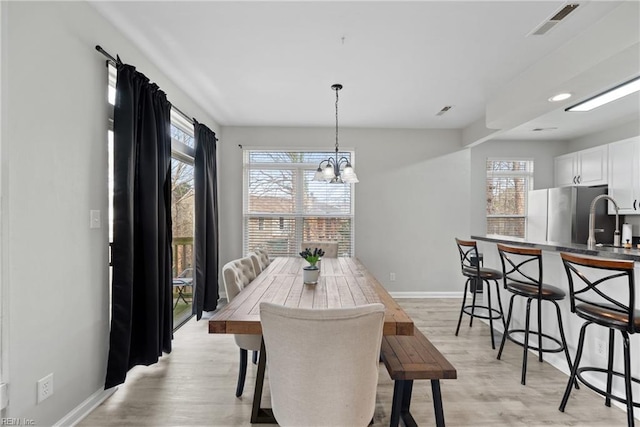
[37,373,54,404]
[594,338,607,358]
[390,272,396,282]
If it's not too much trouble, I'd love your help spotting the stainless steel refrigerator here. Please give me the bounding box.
[526,186,616,245]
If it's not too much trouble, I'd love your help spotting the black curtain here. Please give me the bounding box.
[193,122,220,320]
[105,63,173,389]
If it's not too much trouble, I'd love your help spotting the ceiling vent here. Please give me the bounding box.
[435,105,452,116]
[530,3,580,36]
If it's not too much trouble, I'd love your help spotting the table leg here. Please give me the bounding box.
[250,338,276,424]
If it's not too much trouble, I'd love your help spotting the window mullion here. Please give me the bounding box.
[295,166,305,253]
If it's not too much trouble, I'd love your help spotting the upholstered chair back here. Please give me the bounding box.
[301,241,339,258]
[249,252,263,275]
[259,302,385,427]
[255,248,271,268]
[221,259,261,352]
[228,256,256,291]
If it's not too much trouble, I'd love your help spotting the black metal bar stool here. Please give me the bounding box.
[496,244,575,386]
[455,238,505,349]
[559,252,639,427]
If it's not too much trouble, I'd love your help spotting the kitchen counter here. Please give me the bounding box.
[471,234,640,262]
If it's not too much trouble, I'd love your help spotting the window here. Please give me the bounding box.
[486,159,534,238]
[244,150,355,257]
[169,126,195,328]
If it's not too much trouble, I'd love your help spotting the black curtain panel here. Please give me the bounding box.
[193,122,220,320]
[105,63,173,389]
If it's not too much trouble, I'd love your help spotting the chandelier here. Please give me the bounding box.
[312,84,359,184]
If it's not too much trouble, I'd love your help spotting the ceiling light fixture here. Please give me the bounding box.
[566,76,640,112]
[313,84,359,184]
[548,93,572,102]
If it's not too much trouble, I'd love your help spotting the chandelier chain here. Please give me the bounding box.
[335,87,339,152]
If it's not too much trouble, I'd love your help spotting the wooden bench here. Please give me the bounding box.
[380,327,457,427]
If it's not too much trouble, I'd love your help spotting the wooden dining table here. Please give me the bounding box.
[209,257,415,423]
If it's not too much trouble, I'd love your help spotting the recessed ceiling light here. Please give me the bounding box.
[566,76,640,112]
[548,93,572,102]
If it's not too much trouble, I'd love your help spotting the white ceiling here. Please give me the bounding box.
[90,1,639,141]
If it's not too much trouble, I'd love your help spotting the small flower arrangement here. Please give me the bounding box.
[299,247,325,269]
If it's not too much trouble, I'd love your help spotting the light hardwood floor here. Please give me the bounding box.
[80,298,630,426]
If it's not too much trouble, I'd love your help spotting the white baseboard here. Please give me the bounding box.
[389,292,463,299]
[54,387,117,427]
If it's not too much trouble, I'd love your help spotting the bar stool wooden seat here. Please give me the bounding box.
[455,238,505,349]
[496,244,575,386]
[559,252,639,427]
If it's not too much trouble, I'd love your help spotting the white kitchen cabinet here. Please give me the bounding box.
[608,136,640,215]
[554,153,577,187]
[554,145,608,187]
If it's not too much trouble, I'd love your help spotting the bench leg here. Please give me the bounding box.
[390,380,418,427]
[431,379,445,427]
[400,381,417,427]
[390,380,447,427]
[389,380,405,427]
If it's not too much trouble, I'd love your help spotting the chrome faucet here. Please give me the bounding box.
[587,195,620,248]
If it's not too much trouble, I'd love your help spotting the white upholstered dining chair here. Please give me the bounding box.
[222,257,262,397]
[300,241,339,258]
[259,302,385,427]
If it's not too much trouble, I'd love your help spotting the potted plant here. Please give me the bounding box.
[299,247,325,284]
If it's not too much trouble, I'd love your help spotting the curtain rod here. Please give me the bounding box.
[95,44,200,130]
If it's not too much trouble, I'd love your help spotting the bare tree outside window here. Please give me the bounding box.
[169,125,195,328]
[486,159,533,238]
[171,159,194,275]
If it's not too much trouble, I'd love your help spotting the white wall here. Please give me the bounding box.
[469,139,569,236]
[2,1,217,424]
[568,118,640,153]
[219,126,469,293]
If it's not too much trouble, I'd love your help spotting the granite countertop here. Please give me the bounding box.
[472,235,640,262]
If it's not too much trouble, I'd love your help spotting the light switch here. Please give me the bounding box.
[0,382,7,409]
[90,210,101,229]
